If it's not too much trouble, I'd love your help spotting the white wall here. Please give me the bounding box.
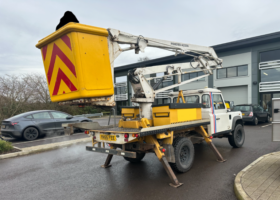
[213,52,252,103]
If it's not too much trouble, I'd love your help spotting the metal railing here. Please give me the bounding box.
[74,113,103,118]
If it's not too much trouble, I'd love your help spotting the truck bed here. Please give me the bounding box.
[90,119,210,137]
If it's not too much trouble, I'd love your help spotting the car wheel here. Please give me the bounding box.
[23,127,39,141]
[266,115,270,123]
[253,117,258,125]
[170,137,194,173]
[228,124,245,148]
[124,152,145,163]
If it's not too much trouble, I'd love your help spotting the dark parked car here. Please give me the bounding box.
[0,110,92,141]
[232,104,270,125]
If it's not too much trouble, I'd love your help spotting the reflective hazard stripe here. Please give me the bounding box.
[209,92,217,133]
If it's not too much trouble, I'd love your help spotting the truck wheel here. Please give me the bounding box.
[253,117,258,125]
[170,137,194,173]
[124,152,145,163]
[228,124,245,148]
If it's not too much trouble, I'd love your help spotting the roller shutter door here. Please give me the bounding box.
[218,86,248,105]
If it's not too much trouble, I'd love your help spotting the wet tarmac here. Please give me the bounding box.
[0,123,279,200]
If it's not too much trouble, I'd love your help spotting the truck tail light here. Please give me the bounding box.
[124,133,129,138]
[161,148,166,153]
[132,133,139,138]
[84,130,89,134]
[249,112,253,117]
[209,136,213,139]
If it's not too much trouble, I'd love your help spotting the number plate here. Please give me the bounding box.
[100,134,116,141]
[242,113,245,116]
[1,125,5,129]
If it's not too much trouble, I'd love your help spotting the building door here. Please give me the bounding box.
[261,93,272,115]
[218,86,248,105]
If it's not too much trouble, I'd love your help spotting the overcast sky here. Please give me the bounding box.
[1,0,280,76]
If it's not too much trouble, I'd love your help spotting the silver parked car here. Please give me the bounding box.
[0,110,92,141]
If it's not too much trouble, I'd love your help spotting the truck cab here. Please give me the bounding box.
[168,88,243,137]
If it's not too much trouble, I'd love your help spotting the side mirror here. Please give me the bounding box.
[66,116,73,120]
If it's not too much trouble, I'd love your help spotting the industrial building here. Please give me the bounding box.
[114,31,280,115]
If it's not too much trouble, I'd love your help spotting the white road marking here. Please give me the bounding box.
[12,133,85,145]
[262,124,272,128]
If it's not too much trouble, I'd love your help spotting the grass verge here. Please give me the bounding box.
[0,140,13,154]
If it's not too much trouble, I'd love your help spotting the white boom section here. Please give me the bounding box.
[108,29,221,63]
[107,28,223,119]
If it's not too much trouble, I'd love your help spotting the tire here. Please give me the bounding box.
[253,117,258,125]
[228,124,245,148]
[76,120,88,133]
[170,137,195,173]
[266,115,270,123]
[124,152,145,163]
[23,127,39,141]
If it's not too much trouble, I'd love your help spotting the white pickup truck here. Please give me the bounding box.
[68,88,245,187]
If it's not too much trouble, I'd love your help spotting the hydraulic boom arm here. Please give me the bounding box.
[106,28,223,107]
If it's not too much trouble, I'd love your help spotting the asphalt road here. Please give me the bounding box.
[0,123,279,200]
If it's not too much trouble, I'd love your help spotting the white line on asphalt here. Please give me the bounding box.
[12,133,85,145]
[262,124,272,128]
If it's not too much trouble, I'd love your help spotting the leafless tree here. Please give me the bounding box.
[28,74,50,103]
[0,74,35,118]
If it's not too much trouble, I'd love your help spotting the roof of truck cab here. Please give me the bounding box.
[168,88,221,96]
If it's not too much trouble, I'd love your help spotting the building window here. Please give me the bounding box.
[261,68,280,82]
[227,67,237,78]
[260,49,280,62]
[217,65,248,79]
[116,76,127,83]
[182,72,205,82]
[238,66,248,76]
[217,68,227,79]
[114,76,128,101]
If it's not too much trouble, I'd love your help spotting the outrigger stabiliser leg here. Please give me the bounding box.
[160,156,183,188]
[101,143,115,168]
[145,135,183,188]
[101,154,113,168]
[196,126,226,162]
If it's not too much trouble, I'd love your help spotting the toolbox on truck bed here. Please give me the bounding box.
[152,103,203,126]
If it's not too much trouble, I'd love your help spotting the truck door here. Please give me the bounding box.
[209,93,231,134]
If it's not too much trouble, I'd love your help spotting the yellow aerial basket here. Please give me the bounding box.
[36,23,114,105]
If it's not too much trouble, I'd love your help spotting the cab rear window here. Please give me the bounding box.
[173,95,199,103]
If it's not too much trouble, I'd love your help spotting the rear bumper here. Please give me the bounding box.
[242,117,254,122]
[86,146,136,158]
[0,130,21,138]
